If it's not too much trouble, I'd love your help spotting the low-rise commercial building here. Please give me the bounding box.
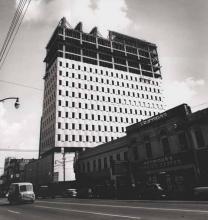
[1,158,34,190]
[75,104,208,198]
[74,137,129,197]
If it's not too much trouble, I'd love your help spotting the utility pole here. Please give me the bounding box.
[61,148,65,182]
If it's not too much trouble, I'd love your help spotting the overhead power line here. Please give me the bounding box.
[0,0,32,70]
[0,0,27,63]
[0,79,43,91]
[0,148,38,152]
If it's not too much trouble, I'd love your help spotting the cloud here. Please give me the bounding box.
[0,104,39,149]
[0,104,38,174]
[164,77,205,109]
[20,0,132,36]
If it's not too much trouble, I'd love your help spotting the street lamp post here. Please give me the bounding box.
[0,97,20,109]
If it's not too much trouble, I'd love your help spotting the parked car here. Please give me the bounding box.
[193,186,208,200]
[62,189,77,198]
[8,182,35,204]
[77,188,93,198]
[37,185,54,198]
[139,183,167,200]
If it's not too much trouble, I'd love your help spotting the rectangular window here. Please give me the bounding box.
[133,146,138,160]
[110,155,113,166]
[104,157,107,169]
[124,151,128,161]
[98,159,101,171]
[79,135,82,141]
[93,160,96,170]
[145,142,152,158]
[178,132,188,151]
[86,135,89,142]
[162,137,171,156]
[99,136,102,142]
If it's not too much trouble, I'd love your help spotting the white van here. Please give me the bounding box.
[8,182,35,204]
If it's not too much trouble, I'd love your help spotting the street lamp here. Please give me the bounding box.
[0,97,20,109]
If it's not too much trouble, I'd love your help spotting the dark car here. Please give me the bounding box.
[37,185,53,198]
[77,188,93,199]
[139,183,167,200]
[193,186,208,200]
[62,189,77,198]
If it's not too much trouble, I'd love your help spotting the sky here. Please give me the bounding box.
[0,0,208,174]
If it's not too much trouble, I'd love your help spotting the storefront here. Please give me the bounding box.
[131,151,198,198]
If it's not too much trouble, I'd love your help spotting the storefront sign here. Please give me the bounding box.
[139,112,168,127]
[140,152,194,170]
[127,104,191,133]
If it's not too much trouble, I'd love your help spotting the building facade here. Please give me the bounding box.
[1,158,34,190]
[75,104,208,198]
[35,17,165,183]
[40,17,164,154]
[74,136,129,197]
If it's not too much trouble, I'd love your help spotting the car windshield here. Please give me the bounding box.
[19,185,33,192]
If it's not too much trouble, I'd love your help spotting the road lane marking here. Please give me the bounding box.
[36,200,208,214]
[34,205,141,219]
[7,210,20,214]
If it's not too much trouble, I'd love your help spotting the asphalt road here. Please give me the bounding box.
[1,197,208,220]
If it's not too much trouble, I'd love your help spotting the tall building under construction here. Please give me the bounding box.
[37,17,165,183]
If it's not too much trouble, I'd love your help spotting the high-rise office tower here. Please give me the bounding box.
[38,17,165,181]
